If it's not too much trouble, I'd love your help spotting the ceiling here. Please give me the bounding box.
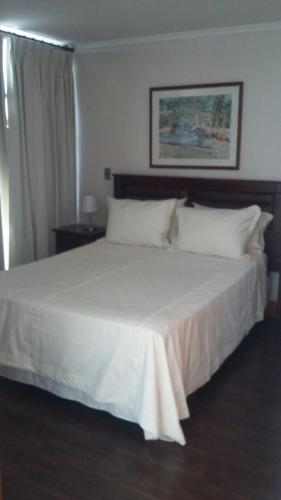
[0,0,281,48]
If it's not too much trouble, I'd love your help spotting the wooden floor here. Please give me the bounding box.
[0,319,281,500]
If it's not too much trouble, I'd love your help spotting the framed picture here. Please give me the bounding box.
[150,82,243,170]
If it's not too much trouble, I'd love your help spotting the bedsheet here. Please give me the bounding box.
[0,240,267,445]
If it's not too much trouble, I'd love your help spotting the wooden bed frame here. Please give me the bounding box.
[114,174,281,314]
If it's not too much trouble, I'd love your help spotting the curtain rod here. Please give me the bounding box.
[0,28,74,52]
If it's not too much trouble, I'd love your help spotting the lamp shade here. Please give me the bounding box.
[82,194,98,214]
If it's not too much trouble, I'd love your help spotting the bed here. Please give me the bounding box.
[0,175,280,445]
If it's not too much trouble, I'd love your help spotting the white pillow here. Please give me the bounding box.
[193,203,273,252]
[169,198,187,241]
[106,197,177,248]
[248,211,273,252]
[173,205,261,259]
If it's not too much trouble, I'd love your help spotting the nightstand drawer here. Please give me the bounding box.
[53,225,106,253]
[55,232,91,253]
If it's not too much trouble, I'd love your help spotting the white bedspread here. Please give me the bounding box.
[0,240,267,445]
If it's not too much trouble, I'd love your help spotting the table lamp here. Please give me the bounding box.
[82,194,98,231]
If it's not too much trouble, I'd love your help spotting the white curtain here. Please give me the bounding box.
[0,34,8,270]
[7,36,76,267]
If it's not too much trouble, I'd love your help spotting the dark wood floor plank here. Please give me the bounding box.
[0,319,281,499]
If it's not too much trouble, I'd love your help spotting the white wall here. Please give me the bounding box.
[75,28,281,225]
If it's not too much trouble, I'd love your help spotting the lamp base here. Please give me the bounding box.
[87,213,94,231]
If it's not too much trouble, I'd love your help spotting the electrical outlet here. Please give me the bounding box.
[104,167,111,180]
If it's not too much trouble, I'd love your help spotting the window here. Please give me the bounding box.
[2,37,10,128]
[0,36,10,269]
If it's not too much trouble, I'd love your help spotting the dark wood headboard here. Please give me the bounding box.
[114,174,281,274]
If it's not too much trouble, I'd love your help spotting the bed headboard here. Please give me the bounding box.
[114,174,281,274]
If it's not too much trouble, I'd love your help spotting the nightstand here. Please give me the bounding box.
[53,224,106,253]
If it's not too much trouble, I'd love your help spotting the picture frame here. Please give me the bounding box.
[149,82,243,170]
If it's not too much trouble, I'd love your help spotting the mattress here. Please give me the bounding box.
[0,239,267,445]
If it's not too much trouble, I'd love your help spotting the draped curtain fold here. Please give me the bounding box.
[6,36,76,268]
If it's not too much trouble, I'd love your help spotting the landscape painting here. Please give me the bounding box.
[150,82,243,170]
